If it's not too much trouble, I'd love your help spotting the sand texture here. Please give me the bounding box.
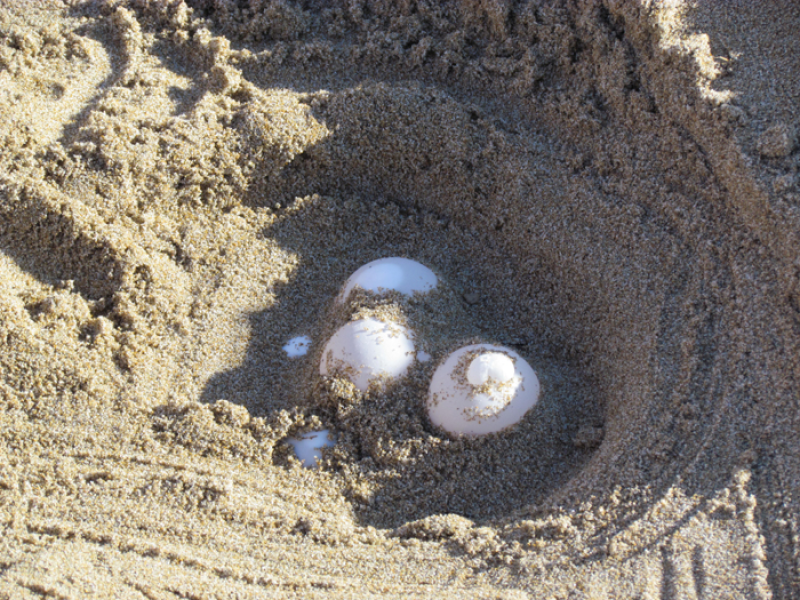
[0,0,799,597]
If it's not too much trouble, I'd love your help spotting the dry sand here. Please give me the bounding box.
[0,0,798,597]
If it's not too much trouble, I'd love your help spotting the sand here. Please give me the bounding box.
[0,0,798,597]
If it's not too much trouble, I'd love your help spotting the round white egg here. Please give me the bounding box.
[427,344,540,436]
[339,257,437,302]
[320,318,416,392]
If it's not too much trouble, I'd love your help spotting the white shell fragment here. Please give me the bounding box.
[427,344,540,436]
[287,429,336,468]
[319,318,416,392]
[282,335,312,357]
[340,257,437,302]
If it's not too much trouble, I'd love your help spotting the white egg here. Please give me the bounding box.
[319,318,416,392]
[427,344,540,436]
[287,429,336,468]
[282,335,312,357]
[339,257,437,302]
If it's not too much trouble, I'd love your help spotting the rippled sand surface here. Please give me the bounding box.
[1,1,798,597]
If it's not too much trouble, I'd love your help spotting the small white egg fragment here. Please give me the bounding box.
[427,344,540,436]
[320,317,415,392]
[282,335,312,358]
[287,429,336,468]
[339,257,437,302]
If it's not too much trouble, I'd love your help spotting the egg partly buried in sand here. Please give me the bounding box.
[319,317,416,392]
[427,344,540,436]
[339,257,437,302]
[286,430,336,468]
[282,335,312,358]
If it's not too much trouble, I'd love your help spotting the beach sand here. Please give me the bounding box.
[0,0,798,597]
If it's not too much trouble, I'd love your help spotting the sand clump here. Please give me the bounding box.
[0,0,798,597]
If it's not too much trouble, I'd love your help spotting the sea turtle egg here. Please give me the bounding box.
[340,257,437,302]
[427,344,540,436]
[320,317,416,392]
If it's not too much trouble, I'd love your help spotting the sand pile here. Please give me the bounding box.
[0,0,798,597]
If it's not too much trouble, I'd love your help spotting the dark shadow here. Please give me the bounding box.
[198,228,351,418]
[0,179,125,310]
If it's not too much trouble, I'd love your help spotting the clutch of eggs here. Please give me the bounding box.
[292,258,541,466]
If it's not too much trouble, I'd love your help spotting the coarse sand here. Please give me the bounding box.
[0,0,799,597]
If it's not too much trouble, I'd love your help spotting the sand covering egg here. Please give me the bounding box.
[319,317,416,392]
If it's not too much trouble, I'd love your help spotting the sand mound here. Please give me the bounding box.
[0,1,798,597]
